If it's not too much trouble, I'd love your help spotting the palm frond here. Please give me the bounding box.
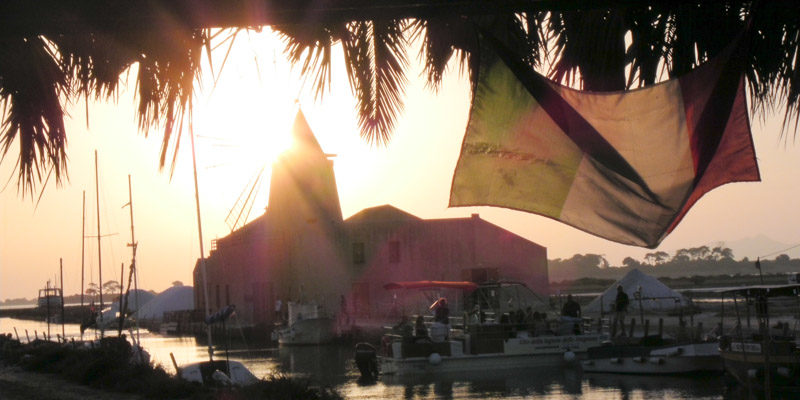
[0,36,68,195]
[3,1,800,195]
[367,19,408,145]
[548,8,627,91]
[132,26,204,172]
[340,19,409,146]
[273,23,344,100]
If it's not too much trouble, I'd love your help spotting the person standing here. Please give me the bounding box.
[274,299,283,322]
[613,286,629,337]
[340,294,350,326]
[433,298,450,324]
[561,294,581,318]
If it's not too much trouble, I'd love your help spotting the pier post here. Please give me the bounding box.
[658,318,663,337]
[25,329,30,343]
[13,327,19,341]
[34,330,38,340]
[610,317,617,337]
[628,318,636,338]
[644,319,650,337]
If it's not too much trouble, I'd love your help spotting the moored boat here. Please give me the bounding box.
[718,284,800,394]
[37,283,62,309]
[179,360,259,386]
[356,280,607,378]
[582,336,721,374]
[273,302,335,345]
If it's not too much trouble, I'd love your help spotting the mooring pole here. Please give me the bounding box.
[94,150,105,337]
[60,258,66,340]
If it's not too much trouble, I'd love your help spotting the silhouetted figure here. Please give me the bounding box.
[561,295,581,318]
[433,298,450,325]
[414,315,427,338]
[394,315,413,339]
[613,286,629,337]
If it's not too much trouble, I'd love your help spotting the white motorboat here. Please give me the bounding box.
[37,284,62,309]
[581,338,721,374]
[356,281,607,378]
[180,360,259,386]
[273,302,335,345]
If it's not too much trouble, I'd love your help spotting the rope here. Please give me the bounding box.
[757,242,800,259]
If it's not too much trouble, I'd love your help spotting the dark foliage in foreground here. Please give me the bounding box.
[4,1,800,196]
[0,334,343,400]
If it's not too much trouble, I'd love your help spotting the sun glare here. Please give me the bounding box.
[182,29,308,227]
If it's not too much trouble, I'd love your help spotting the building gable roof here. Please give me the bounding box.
[345,204,422,224]
[289,110,325,155]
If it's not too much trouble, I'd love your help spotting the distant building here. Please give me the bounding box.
[194,111,548,327]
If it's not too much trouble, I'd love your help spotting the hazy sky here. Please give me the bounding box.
[2,30,800,300]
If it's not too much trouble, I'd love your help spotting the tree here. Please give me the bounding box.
[688,246,711,261]
[653,251,670,265]
[711,246,735,260]
[643,251,668,265]
[2,1,800,196]
[85,283,99,300]
[172,280,184,287]
[673,248,691,263]
[622,257,641,269]
[102,280,121,296]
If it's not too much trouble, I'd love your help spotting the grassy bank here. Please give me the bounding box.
[0,334,342,400]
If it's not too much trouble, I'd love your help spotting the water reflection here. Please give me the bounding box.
[0,317,753,400]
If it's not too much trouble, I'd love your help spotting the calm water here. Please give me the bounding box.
[0,317,744,399]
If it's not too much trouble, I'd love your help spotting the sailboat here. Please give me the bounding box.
[175,119,257,386]
[80,153,151,365]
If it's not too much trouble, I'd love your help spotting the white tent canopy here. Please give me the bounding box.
[134,285,194,321]
[584,269,687,314]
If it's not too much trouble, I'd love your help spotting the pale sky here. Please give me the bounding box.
[2,29,800,301]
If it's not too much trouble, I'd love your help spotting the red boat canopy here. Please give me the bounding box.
[383,281,479,292]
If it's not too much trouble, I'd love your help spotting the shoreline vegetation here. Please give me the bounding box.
[0,334,343,400]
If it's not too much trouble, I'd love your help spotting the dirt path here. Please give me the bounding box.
[0,365,143,400]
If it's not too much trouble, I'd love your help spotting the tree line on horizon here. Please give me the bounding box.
[0,280,184,306]
[548,246,799,282]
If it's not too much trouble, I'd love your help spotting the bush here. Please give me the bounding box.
[0,334,342,399]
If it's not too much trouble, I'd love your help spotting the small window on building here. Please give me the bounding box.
[389,241,400,263]
[353,242,365,264]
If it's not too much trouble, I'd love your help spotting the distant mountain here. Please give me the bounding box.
[722,234,800,260]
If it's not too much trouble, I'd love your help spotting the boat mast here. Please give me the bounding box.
[125,174,141,343]
[80,191,85,311]
[94,150,105,337]
[189,115,215,362]
[60,258,65,341]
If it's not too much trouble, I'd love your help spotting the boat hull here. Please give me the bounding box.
[37,296,62,309]
[721,344,800,393]
[379,333,606,375]
[276,317,335,345]
[582,342,722,374]
[180,360,259,386]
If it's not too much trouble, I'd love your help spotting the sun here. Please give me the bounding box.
[187,33,304,228]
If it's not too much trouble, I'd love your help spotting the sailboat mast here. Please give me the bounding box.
[60,258,65,341]
[81,191,85,309]
[189,118,214,362]
[94,150,104,336]
[127,174,141,343]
